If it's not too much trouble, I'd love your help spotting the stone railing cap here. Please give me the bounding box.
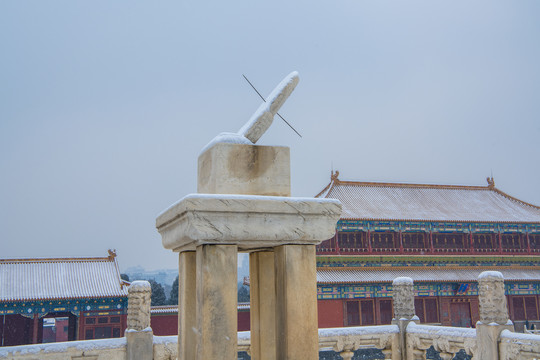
[478,271,504,280]
[129,280,151,292]
[393,277,414,285]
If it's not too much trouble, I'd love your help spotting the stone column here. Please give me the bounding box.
[196,244,238,360]
[275,245,319,359]
[126,280,153,360]
[179,251,196,360]
[249,251,276,360]
[476,271,513,360]
[392,277,416,360]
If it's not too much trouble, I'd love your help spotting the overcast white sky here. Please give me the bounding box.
[1,1,539,271]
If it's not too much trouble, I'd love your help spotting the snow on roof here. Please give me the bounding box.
[317,267,540,284]
[150,305,178,314]
[315,175,540,223]
[0,253,128,302]
[150,303,250,314]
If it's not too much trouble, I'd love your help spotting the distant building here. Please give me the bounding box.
[0,251,129,346]
[315,172,540,331]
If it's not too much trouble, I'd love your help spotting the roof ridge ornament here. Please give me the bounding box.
[331,170,340,182]
[486,176,495,189]
[108,249,117,260]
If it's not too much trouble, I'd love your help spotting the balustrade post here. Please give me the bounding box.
[126,280,153,360]
[476,271,514,360]
[392,277,417,360]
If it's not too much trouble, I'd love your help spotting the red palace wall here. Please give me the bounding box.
[151,314,178,336]
[237,311,250,331]
[149,310,251,336]
[0,315,34,346]
[318,299,344,328]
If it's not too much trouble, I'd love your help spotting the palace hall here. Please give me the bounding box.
[315,171,540,331]
[0,251,129,346]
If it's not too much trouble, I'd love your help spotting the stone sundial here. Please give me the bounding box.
[156,70,341,360]
[197,71,301,196]
[201,71,299,153]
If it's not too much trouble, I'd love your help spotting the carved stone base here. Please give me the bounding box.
[126,330,153,360]
[476,322,514,360]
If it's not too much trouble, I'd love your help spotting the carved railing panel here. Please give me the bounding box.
[406,323,476,360]
[238,326,399,360]
[426,347,472,360]
[318,325,399,359]
[500,329,540,360]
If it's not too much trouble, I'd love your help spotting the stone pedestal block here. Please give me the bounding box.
[196,245,238,360]
[198,143,290,196]
[275,245,319,359]
[179,251,196,360]
[476,323,514,360]
[126,330,153,360]
[250,251,276,360]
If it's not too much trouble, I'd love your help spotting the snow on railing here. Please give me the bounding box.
[0,337,127,360]
[406,322,476,359]
[318,325,399,359]
[238,330,251,353]
[499,329,540,360]
[239,326,399,360]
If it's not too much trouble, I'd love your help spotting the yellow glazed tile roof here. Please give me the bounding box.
[316,173,540,223]
[0,252,128,302]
